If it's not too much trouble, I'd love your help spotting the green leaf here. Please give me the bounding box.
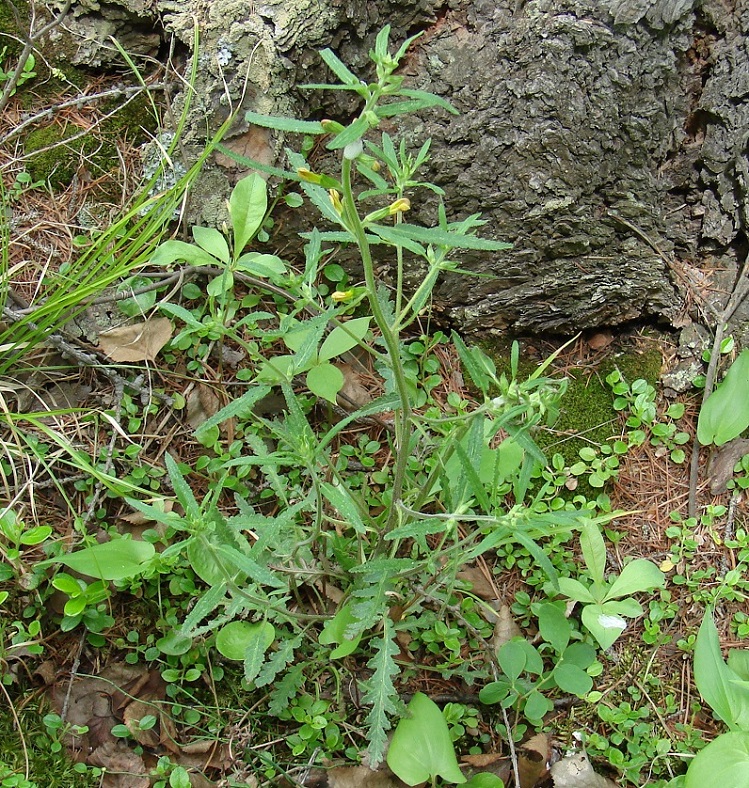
[537,601,571,655]
[695,609,749,729]
[580,520,607,587]
[230,174,268,254]
[387,693,466,786]
[497,640,527,681]
[605,559,665,600]
[327,116,372,150]
[376,222,512,251]
[463,774,504,788]
[319,603,364,658]
[306,362,344,404]
[215,620,274,663]
[150,239,218,267]
[728,649,749,681]
[698,350,749,446]
[362,618,400,768]
[557,577,597,605]
[244,109,325,135]
[165,452,200,520]
[192,226,230,263]
[156,631,193,656]
[319,317,371,361]
[193,385,272,440]
[581,602,631,650]
[523,690,552,722]
[50,539,155,581]
[685,732,749,788]
[319,47,361,86]
[19,525,52,546]
[553,662,593,695]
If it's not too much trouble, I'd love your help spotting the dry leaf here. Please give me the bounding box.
[87,740,149,788]
[214,125,273,172]
[457,564,498,600]
[492,604,522,653]
[124,699,160,747]
[550,752,619,788]
[99,318,173,362]
[327,764,403,788]
[586,331,614,351]
[186,384,221,429]
[461,753,506,768]
[336,363,374,411]
[708,437,749,494]
[518,733,551,788]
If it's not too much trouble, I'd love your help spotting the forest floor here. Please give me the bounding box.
[1,62,748,788]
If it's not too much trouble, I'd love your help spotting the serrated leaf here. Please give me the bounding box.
[361,618,399,768]
[387,692,466,786]
[193,385,271,439]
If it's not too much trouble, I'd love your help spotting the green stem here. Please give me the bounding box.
[341,156,412,539]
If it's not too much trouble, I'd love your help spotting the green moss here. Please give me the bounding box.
[0,693,98,787]
[0,0,28,60]
[24,93,159,190]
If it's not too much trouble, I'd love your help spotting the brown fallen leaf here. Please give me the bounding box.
[708,438,749,494]
[87,740,149,788]
[186,384,221,429]
[99,317,173,362]
[551,751,619,788]
[457,563,499,600]
[492,604,522,653]
[518,732,551,788]
[327,764,404,788]
[336,362,375,411]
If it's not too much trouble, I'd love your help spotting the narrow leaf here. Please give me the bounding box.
[244,109,325,135]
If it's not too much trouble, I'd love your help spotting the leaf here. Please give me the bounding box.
[605,559,665,600]
[694,609,749,729]
[319,47,361,86]
[244,109,325,135]
[99,318,173,362]
[51,539,155,581]
[149,239,218,267]
[193,385,272,440]
[580,520,607,587]
[698,350,749,446]
[553,662,593,696]
[230,173,268,254]
[685,732,749,788]
[537,601,571,655]
[497,640,527,682]
[215,622,275,683]
[362,618,400,768]
[235,252,286,277]
[192,226,230,262]
[581,603,629,651]
[557,577,597,604]
[387,693,466,786]
[319,317,371,361]
[307,362,344,404]
[327,116,373,150]
[374,222,512,251]
[319,603,364,658]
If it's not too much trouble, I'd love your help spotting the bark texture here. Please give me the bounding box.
[45,0,749,336]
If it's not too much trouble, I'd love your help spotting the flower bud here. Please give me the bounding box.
[388,198,410,215]
[329,189,343,215]
[297,168,322,184]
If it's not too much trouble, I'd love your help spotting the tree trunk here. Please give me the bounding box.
[44,0,749,337]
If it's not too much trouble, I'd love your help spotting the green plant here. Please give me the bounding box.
[697,349,749,447]
[478,600,598,724]
[682,608,749,787]
[0,47,35,95]
[556,520,666,650]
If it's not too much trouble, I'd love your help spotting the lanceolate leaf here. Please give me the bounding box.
[698,349,749,446]
[50,539,155,581]
[606,559,665,600]
[685,732,749,788]
[230,174,268,255]
[244,109,325,135]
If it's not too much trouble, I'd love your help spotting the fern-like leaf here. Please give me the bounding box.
[361,618,400,767]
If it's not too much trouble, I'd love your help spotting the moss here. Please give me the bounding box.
[24,92,159,190]
[0,692,98,787]
[0,0,28,60]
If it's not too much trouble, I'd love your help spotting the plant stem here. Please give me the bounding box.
[341,156,412,538]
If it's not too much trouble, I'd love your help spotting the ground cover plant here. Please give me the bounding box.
[1,19,749,788]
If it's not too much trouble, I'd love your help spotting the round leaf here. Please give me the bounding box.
[387,693,466,786]
[215,621,275,661]
[307,362,344,404]
[553,662,593,695]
